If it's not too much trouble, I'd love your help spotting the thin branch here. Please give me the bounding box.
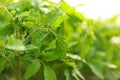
[0,53,17,73]
[2,5,14,21]
[50,29,57,38]
[16,54,21,80]
[23,28,49,44]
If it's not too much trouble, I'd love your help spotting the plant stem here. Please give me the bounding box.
[50,29,57,38]
[2,5,14,21]
[16,54,21,80]
[0,52,17,73]
[23,28,48,44]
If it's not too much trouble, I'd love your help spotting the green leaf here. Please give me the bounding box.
[52,15,67,28]
[42,9,62,26]
[25,44,38,50]
[66,53,82,61]
[106,69,116,80]
[0,6,13,26]
[43,34,68,61]
[24,60,41,79]
[0,58,6,73]
[32,31,55,46]
[31,31,48,45]
[85,47,96,60]
[44,65,57,80]
[55,35,68,57]
[88,63,104,79]
[60,1,74,14]
[42,52,59,62]
[68,41,78,48]
[6,35,25,51]
[0,24,14,37]
[22,21,34,28]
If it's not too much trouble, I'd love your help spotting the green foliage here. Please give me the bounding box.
[24,60,41,79]
[64,68,71,80]
[44,65,57,80]
[88,63,104,79]
[72,68,85,80]
[6,35,25,51]
[0,58,6,73]
[55,35,68,57]
[0,0,120,80]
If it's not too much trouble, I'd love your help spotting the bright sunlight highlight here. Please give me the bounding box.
[52,0,120,19]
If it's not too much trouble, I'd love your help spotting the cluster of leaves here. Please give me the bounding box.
[0,0,120,80]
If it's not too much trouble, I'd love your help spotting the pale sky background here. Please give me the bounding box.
[52,0,120,19]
